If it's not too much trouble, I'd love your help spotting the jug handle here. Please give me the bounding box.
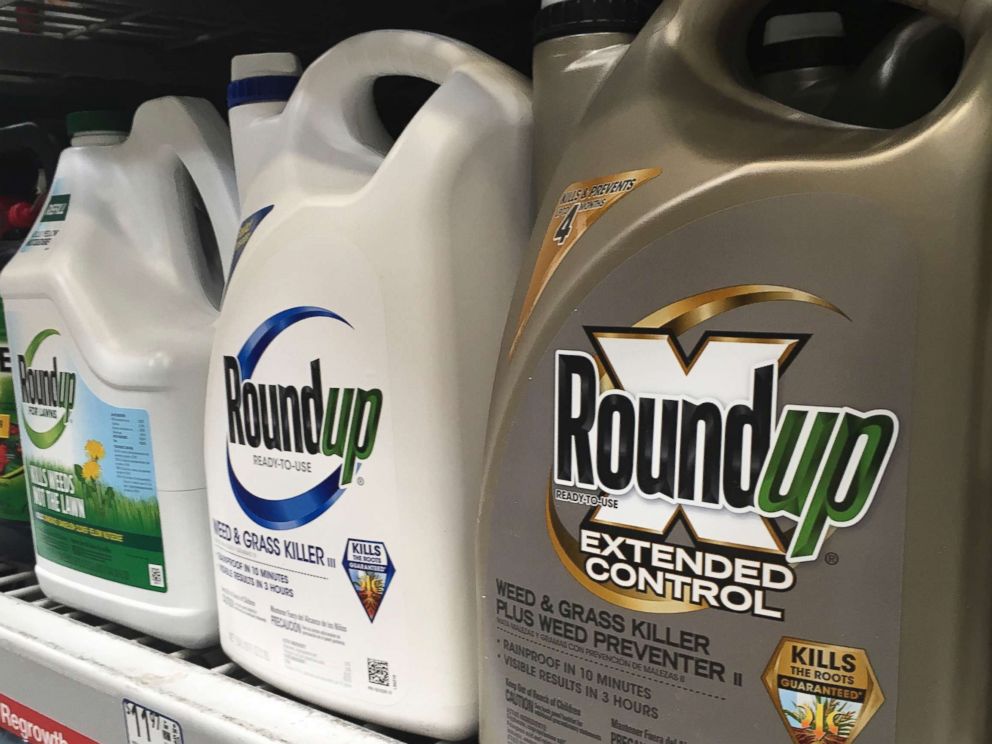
[871,0,987,30]
[292,30,498,157]
[0,124,58,188]
[131,97,239,279]
[649,0,986,53]
[905,0,968,20]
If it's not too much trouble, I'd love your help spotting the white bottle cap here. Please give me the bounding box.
[231,53,302,82]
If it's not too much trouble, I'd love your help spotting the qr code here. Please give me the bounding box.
[367,658,390,687]
[160,720,182,743]
[148,564,165,588]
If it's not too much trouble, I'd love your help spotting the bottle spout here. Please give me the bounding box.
[228,53,302,199]
[532,1,658,201]
[67,110,131,147]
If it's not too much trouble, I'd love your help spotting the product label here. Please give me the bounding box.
[22,192,69,251]
[0,692,98,744]
[7,316,165,591]
[0,300,27,523]
[228,205,274,282]
[483,194,913,743]
[511,169,661,355]
[209,246,408,708]
[222,307,382,531]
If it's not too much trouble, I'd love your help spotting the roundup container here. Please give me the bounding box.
[479,0,990,742]
[0,102,238,647]
[206,31,531,738]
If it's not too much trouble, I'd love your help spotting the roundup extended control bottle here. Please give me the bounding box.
[206,31,530,738]
[0,104,237,646]
[479,0,991,742]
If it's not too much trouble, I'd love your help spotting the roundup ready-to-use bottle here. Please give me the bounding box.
[479,0,992,742]
[0,103,238,647]
[206,31,530,738]
[0,123,59,564]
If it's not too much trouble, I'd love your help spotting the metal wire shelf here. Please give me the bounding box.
[0,560,469,743]
[0,0,337,50]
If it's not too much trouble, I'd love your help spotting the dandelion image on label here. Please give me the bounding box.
[84,439,105,460]
[81,459,101,481]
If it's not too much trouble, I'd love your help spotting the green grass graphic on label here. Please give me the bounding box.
[28,452,166,592]
[72,439,160,536]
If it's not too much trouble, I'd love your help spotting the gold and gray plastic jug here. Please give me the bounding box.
[478,0,992,742]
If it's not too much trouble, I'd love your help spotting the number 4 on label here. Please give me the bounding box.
[554,203,580,246]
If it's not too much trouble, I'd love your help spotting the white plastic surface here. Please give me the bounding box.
[209,30,532,740]
[0,96,238,649]
[70,131,127,147]
[231,52,303,81]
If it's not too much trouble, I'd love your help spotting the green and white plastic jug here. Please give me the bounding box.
[0,101,237,647]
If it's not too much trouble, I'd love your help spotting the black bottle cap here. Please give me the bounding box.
[534,0,659,44]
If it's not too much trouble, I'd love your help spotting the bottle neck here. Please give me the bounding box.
[533,32,633,200]
[71,131,127,147]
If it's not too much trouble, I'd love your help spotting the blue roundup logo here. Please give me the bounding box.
[222,306,384,530]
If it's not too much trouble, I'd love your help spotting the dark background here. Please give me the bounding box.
[0,1,964,143]
[0,0,541,132]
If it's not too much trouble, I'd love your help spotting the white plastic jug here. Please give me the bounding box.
[206,31,531,738]
[0,99,238,648]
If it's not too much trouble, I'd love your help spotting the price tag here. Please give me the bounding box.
[122,700,184,744]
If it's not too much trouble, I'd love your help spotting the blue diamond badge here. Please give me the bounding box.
[343,539,395,622]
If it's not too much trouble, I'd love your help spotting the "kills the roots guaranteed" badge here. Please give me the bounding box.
[763,638,884,744]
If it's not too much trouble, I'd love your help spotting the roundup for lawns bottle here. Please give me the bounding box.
[479,0,991,742]
[0,103,238,647]
[206,31,530,738]
[0,123,58,564]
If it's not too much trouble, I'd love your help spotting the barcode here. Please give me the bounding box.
[367,658,390,686]
[148,564,165,588]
